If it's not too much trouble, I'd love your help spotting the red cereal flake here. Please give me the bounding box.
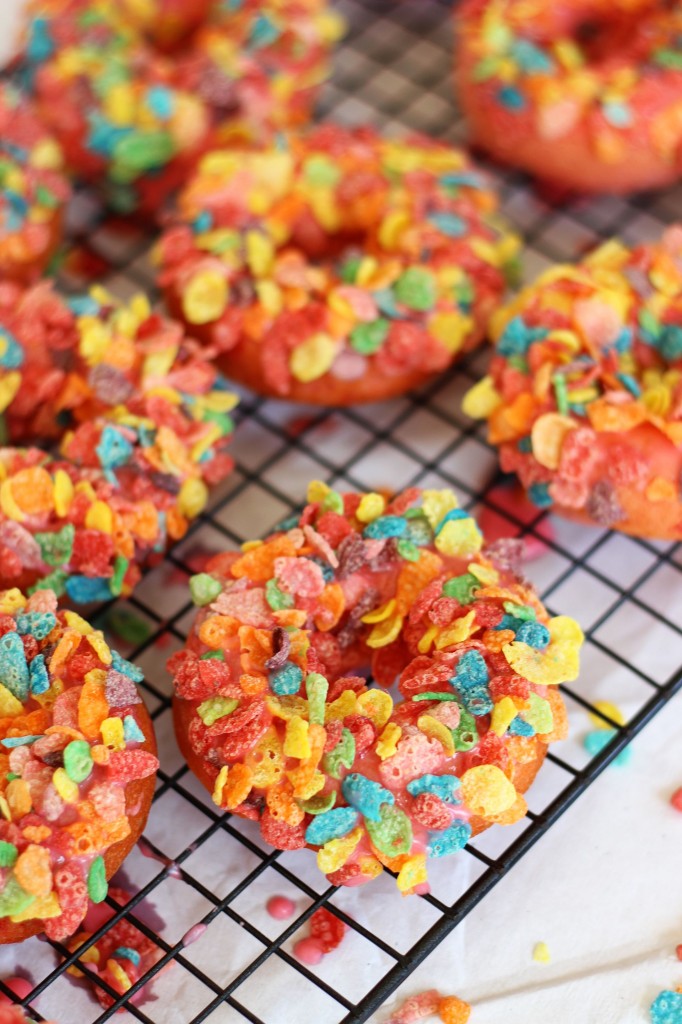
[168,650,219,701]
[71,530,115,576]
[343,715,377,755]
[309,907,346,953]
[219,706,269,760]
[489,673,530,701]
[670,787,682,812]
[474,602,504,628]
[411,792,451,831]
[325,863,363,886]
[387,989,441,1024]
[326,676,366,702]
[315,511,352,548]
[260,809,306,851]
[323,719,343,753]
[108,750,159,784]
[274,556,326,598]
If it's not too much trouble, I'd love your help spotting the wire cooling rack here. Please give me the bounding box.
[3,0,682,1021]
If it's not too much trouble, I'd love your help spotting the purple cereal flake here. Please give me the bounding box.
[106,669,143,706]
[336,533,366,578]
[88,363,134,404]
[265,626,291,671]
[483,537,525,576]
[585,480,624,528]
[0,521,45,570]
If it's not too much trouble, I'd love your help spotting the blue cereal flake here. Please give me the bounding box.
[123,715,145,743]
[114,946,141,966]
[427,211,466,238]
[454,650,489,687]
[407,774,461,804]
[435,508,468,535]
[650,990,682,1024]
[15,611,56,640]
[0,632,29,701]
[508,716,535,737]
[363,515,408,540]
[659,325,682,362]
[29,654,49,695]
[497,85,526,110]
[602,101,633,128]
[427,820,472,858]
[498,316,547,357]
[510,38,555,73]
[65,576,113,604]
[269,662,303,696]
[528,482,553,508]
[460,685,494,717]
[515,621,550,649]
[96,425,134,471]
[341,773,394,822]
[0,735,42,748]
[0,327,24,370]
[111,649,144,683]
[304,806,359,846]
[146,85,175,120]
[583,728,632,766]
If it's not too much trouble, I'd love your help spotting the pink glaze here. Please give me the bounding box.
[182,923,207,947]
[267,896,296,920]
[294,937,325,966]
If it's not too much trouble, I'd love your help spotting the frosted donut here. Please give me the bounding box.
[0,83,69,284]
[464,227,682,540]
[0,587,158,945]
[20,0,210,215]
[156,125,520,405]
[172,0,345,144]
[170,483,581,893]
[0,282,238,602]
[456,0,682,194]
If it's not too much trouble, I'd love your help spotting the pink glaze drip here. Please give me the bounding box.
[182,923,207,947]
[293,937,325,966]
[137,838,172,866]
[267,895,296,920]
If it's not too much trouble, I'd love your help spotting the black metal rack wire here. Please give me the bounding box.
[2,0,682,1021]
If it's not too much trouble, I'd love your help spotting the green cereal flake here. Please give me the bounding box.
[64,740,94,784]
[197,696,239,727]
[365,805,412,857]
[322,728,355,779]
[87,856,107,904]
[189,573,222,607]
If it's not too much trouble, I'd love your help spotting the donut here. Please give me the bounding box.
[172,1,345,145]
[19,0,210,215]
[170,483,582,893]
[0,586,158,944]
[456,0,682,194]
[463,227,682,540]
[0,281,238,601]
[0,83,70,284]
[156,125,520,405]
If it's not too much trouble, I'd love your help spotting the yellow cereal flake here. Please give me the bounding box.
[490,696,518,737]
[357,689,393,729]
[317,826,363,874]
[462,375,503,419]
[461,764,517,817]
[101,716,125,751]
[290,333,338,383]
[531,413,578,470]
[182,268,228,324]
[435,610,478,650]
[421,489,458,530]
[376,722,402,760]
[435,517,483,558]
[283,716,311,760]
[588,700,625,730]
[418,714,455,755]
[396,853,427,894]
[356,492,386,523]
[504,615,583,685]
